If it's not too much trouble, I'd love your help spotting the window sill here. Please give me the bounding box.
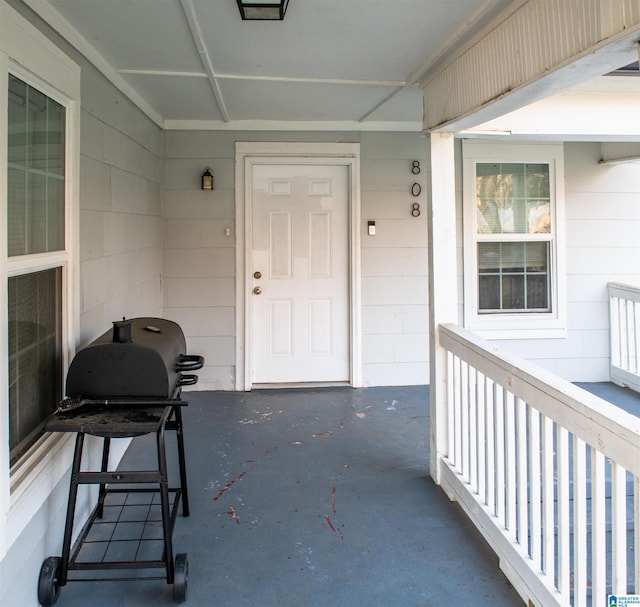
[10,432,73,500]
[468,325,567,340]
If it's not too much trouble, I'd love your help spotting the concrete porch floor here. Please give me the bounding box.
[52,385,525,607]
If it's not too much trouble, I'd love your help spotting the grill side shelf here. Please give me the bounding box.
[46,405,176,437]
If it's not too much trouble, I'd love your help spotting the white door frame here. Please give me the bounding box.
[234,142,362,391]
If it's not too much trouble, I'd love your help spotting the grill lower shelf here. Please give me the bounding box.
[69,488,183,576]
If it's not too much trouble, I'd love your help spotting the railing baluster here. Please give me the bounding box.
[477,371,486,503]
[461,360,469,482]
[486,378,496,514]
[529,407,541,567]
[622,298,631,371]
[446,351,455,464]
[557,426,570,602]
[591,449,606,607]
[469,366,478,492]
[516,398,528,550]
[610,294,621,368]
[542,415,555,580]
[573,436,587,607]
[453,355,462,471]
[611,462,628,595]
[495,383,506,528]
[506,391,517,541]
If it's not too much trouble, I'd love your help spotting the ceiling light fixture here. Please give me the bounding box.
[236,0,289,20]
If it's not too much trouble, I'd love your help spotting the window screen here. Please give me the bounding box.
[9,268,63,465]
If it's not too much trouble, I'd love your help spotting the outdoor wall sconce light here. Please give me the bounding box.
[201,168,214,190]
[236,0,289,20]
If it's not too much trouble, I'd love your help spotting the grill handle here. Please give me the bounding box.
[176,354,204,372]
[178,374,199,386]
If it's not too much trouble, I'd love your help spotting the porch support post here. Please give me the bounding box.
[428,132,457,484]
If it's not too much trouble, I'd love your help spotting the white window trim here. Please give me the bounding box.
[0,1,80,558]
[462,140,566,339]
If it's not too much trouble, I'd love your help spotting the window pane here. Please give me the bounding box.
[476,163,550,235]
[7,75,65,256]
[8,268,62,465]
[47,100,65,176]
[527,275,549,309]
[8,75,27,166]
[7,168,26,255]
[502,275,525,309]
[479,274,500,310]
[27,86,48,171]
[478,242,550,313]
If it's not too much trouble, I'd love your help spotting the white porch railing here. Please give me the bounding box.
[437,323,640,607]
[609,282,640,393]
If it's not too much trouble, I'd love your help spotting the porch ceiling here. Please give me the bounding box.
[20,0,640,133]
[26,0,500,129]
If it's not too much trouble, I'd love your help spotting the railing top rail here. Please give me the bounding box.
[440,323,640,476]
[608,282,640,301]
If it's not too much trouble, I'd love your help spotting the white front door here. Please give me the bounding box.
[250,163,350,385]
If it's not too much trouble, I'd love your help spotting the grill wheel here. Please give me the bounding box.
[38,556,62,606]
[173,552,188,603]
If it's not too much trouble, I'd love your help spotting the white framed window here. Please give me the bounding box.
[0,1,80,557]
[462,141,566,339]
[7,74,67,466]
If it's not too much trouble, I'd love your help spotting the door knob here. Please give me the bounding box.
[253,286,262,295]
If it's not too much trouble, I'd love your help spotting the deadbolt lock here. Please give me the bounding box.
[253,271,262,279]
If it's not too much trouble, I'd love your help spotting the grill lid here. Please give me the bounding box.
[65,317,201,399]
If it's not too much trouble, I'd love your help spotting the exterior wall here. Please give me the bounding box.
[78,68,163,343]
[163,131,430,389]
[460,141,640,382]
[360,134,429,386]
[0,3,163,606]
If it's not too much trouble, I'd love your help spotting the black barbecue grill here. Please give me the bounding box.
[38,318,203,606]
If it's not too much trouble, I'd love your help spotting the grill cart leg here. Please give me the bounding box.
[173,405,190,516]
[38,432,85,605]
[60,432,85,584]
[157,422,175,584]
[96,437,111,518]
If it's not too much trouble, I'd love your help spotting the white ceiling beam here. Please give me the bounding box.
[179,0,230,122]
[216,73,407,87]
[163,119,423,132]
[117,69,407,88]
[117,69,208,79]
